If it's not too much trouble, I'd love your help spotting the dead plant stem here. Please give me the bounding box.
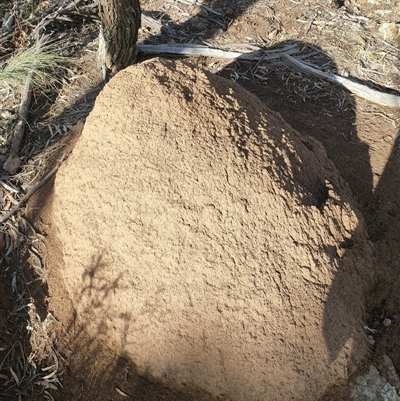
[0,153,68,224]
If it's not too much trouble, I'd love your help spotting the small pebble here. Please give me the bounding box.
[383,318,392,327]
[1,110,12,119]
[367,335,375,346]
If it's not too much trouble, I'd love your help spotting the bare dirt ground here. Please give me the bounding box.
[0,0,399,400]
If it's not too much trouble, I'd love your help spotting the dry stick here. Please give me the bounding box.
[137,43,299,60]
[283,54,400,108]
[5,37,42,173]
[0,153,68,224]
[8,71,33,156]
[138,43,400,108]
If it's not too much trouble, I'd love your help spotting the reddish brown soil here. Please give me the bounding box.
[47,57,373,400]
[0,0,399,400]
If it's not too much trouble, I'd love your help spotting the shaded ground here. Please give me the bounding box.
[0,0,399,400]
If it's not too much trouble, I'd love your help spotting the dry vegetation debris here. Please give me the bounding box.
[0,2,99,399]
[0,0,399,400]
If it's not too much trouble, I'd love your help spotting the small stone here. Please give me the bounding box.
[1,110,12,119]
[376,354,400,389]
[367,335,375,346]
[383,318,392,327]
[378,22,400,41]
[3,154,21,174]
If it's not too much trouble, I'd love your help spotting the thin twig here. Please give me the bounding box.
[86,356,107,401]
[31,0,85,40]
[0,153,68,224]
[0,0,88,43]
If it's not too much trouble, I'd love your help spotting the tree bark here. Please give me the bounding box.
[97,0,141,76]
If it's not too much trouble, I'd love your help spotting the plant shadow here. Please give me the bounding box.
[1,0,399,399]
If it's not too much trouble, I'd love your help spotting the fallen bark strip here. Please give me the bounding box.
[3,37,45,174]
[0,153,68,224]
[8,71,33,157]
[137,43,299,60]
[3,69,34,175]
[137,44,400,108]
[283,54,400,108]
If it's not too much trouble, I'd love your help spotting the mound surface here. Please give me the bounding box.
[52,58,373,400]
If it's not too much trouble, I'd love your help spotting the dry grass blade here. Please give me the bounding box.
[9,366,20,385]
[0,39,68,93]
[115,386,132,398]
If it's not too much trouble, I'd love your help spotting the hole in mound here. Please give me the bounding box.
[334,0,345,8]
[316,182,330,210]
[339,238,355,250]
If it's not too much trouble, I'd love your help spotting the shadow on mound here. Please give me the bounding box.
[48,55,376,401]
[139,34,380,371]
[4,1,399,400]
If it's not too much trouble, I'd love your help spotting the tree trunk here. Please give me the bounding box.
[97,0,141,76]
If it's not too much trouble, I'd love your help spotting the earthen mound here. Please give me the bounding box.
[52,58,373,400]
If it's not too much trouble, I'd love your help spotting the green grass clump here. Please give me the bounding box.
[21,0,41,19]
[0,40,68,92]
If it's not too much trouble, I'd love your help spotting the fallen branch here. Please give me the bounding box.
[137,43,299,60]
[0,153,68,224]
[2,65,34,175]
[138,43,400,108]
[9,70,33,157]
[283,54,400,108]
